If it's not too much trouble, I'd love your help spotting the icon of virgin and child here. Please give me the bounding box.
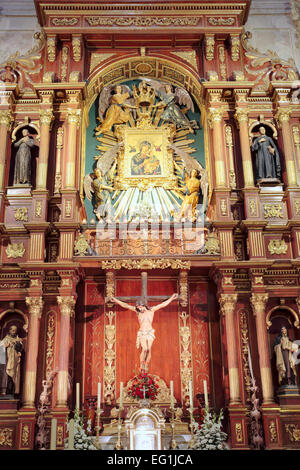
[130,140,162,176]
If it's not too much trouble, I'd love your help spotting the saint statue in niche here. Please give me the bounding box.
[13,128,35,185]
[251,126,281,182]
[0,325,23,396]
[274,326,298,386]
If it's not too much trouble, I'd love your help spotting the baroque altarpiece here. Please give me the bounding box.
[0,0,300,450]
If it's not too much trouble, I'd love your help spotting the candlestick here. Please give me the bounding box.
[120,382,123,408]
[76,382,80,410]
[204,380,209,408]
[97,382,101,410]
[170,380,174,408]
[68,419,75,450]
[50,418,57,450]
[115,405,123,450]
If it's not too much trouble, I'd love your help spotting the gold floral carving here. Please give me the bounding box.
[104,310,116,404]
[263,204,284,219]
[57,296,76,318]
[235,423,243,443]
[0,428,13,447]
[35,201,42,218]
[179,271,188,308]
[268,239,288,255]
[6,243,25,259]
[54,127,63,194]
[240,311,251,397]
[179,311,193,406]
[172,51,197,70]
[101,259,191,270]
[285,424,300,442]
[207,71,219,81]
[47,36,56,63]
[205,34,215,61]
[203,232,220,255]
[61,46,68,82]
[220,199,227,216]
[46,313,55,377]
[52,18,78,26]
[74,233,89,256]
[65,201,72,218]
[56,425,64,446]
[87,17,200,27]
[25,297,43,318]
[21,424,29,447]
[208,17,234,26]
[90,53,115,73]
[231,35,240,62]
[72,36,81,63]
[269,421,278,442]
[14,207,28,222]
[250,293,268,316]
[249,199,257,217]
[0,110,13,127]
[218,46,226,81]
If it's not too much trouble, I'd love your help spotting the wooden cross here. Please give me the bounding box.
[116,271,171,305]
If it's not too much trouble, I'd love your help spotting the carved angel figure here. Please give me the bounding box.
[140,77,198,132]
[95,84,134,135]
[178,169,201,222]
[84,168,114,220]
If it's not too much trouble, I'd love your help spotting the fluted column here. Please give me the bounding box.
[208,106,227,188]
[219,293,241,404]
[56,295,76,407]
[65,109,81,189]
[234,107,255,188]
[36,108,54,190]
[250,293,274,404]
[275,109,297,187]
[0,110,12,190]
[23,297,43,407]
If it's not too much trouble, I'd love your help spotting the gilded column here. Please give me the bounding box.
[234,104,255,188]
[208,95,227,188]
[275,109,297,187]
[23,297,44,407]
[219,293,241,404]
[56,296,76,407]
[65,108,81,189]
[0,110,12,190]
[36,108,54,190]
[250,293,274,404]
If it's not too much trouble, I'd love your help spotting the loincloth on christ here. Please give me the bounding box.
[136,328,155,349]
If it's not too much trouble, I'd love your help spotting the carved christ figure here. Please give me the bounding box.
[110,293,178,371]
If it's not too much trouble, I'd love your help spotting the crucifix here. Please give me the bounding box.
[109,271,179,372]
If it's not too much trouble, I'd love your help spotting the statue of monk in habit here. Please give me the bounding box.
[0,325,23,395]
[13,128,35,185]
[251,126,281,182]
[110,293,178,372]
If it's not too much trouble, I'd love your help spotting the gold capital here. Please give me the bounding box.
[234,107,249,125]
[25,297,44,318]
[219,293,237,316]
[0,110,13,127]
[250,293,268,315]
[66,108,81,127]
[57,295,76,317]
[208,107,224,128]
[40,108,54,126]
[275,108,291,126]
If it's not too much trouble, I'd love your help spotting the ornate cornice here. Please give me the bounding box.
[101,259,191,270]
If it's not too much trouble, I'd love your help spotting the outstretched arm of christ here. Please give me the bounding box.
[152,293,178,312]
[110,296,136,312]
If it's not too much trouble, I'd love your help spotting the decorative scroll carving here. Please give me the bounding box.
[47,36,56,63]
[269,421,278,442]
[72,35,81,62]
[208,17,234,26]
[285,424,300,442]
[46,314,55,377]
[21,424,29,447]
[14,208,28,222]
[218,46,227,81]
[6,243,25,259]
[205,34,215,61]
[179,271,188,308]
[101,259,191,270]
[26,297,44,318]
[172,51,198,70]
[52,18,78,26]
[263,204,284,219]
[0,428,13,447]
[203,232,220,255]
[231,35,240,62]
[61,46,68,82]
[178,311,193,406]
[57,296,76,317]
[86,16,200,27]
[74,233,89,256]
[104,310,116,404]
[268,239,288,255]
[235,423,243,443]
[240,311,251,398]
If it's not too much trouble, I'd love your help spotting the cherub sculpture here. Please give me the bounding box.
[83,168,114,220]
[140,77,198,133]
[95,84,135,135]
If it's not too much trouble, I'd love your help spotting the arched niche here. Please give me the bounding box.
[267,306,300,389]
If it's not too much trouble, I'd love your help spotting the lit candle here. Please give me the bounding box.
[97,382,101,410]
[50,418,57,450]
[189,381,193,407]
[68,419,75,450]
[120,382,123,408]
[203,380,209,408]
[170,380,174,408]
[76,382,80,410]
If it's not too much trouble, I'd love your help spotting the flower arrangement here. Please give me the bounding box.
[128,373,159,401]
[190,408,228,450]
[64,410,98,450]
